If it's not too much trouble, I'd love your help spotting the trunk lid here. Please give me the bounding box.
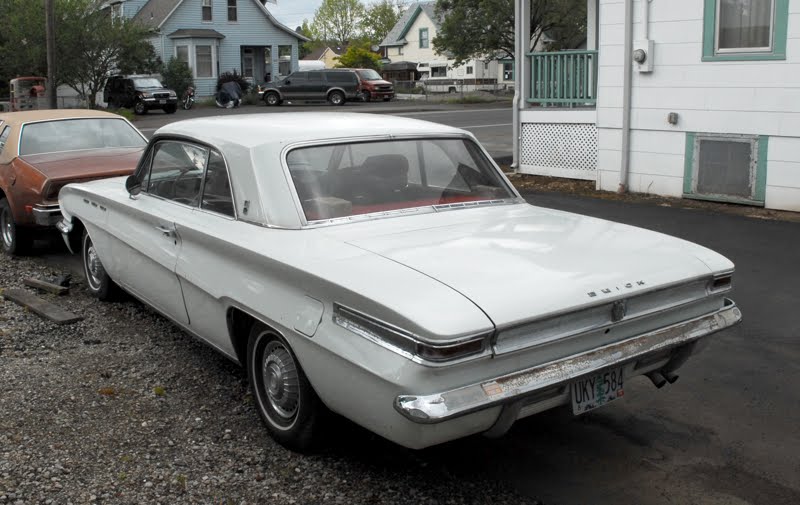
[20,147,143,181]
[325,204,724,328]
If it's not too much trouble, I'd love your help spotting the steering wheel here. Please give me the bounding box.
[169,169,200,206]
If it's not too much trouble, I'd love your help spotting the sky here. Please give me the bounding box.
[267,0,415,32]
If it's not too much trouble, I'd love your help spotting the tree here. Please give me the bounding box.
[0,0,47,81]
[161,58,194,100]
[362,0,402,46]
[433,0,587,65]
[335,43,382,70]
[56,0,158,106]
[295,20,316,59]
[311,0,366,47]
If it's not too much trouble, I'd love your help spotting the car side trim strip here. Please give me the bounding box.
[394,298,742,424]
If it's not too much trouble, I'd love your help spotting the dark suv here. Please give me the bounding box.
[261,69,359,106]
[104,75,178,115]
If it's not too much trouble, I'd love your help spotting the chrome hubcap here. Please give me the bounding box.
[1,207,13,247]
[85,242,104,289]
[261,341,299,421]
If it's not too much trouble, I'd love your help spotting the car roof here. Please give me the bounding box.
[0,109,120,125]
[155,113,467,149]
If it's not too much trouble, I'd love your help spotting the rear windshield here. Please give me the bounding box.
[287,138,513,222]
[19,118,146,156]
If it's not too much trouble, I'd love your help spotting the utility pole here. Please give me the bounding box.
[44,0,57,109]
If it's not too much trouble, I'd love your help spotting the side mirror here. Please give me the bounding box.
[125,174,141,196]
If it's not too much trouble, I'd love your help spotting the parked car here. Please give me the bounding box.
[351,68,395,102]
[260,70,359,106]
[0,109,147,255]
[57,113,741,452]
[104,75,178,115]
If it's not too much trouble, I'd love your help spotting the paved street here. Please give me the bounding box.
[34,102,800,504]
[131,100,513,160]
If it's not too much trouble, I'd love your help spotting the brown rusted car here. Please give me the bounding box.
[0,109,146,255]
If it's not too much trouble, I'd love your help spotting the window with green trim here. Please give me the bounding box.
[703,0,788,61]
[419,28,429,49]
[684,132,768,205]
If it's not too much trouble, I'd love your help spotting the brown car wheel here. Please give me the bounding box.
[247,323,325,452]
[0,197,32,256]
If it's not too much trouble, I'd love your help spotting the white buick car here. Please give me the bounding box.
[58,113,741,451]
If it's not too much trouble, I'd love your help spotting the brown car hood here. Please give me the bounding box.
[19,147,143,181]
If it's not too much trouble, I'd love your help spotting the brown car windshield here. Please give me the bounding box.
[19,118,146,156]
[286,138,514,222]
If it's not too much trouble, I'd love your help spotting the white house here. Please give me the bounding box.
[513,0,800,212]
[380,2,511,90]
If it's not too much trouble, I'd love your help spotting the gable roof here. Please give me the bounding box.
[132,0,308,40]
[379,2,439,48]
[303,47,331,61]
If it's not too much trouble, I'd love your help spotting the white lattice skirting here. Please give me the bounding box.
[519,123,597,180]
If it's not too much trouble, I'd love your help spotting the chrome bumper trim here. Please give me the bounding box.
[394,298,741,424]
[32,204,62,226]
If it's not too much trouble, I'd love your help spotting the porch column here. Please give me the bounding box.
[587,0,598,50]
[513,0,532,169]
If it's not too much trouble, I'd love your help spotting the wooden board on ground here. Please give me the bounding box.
[23,277,69,296]
[2,288,83,325]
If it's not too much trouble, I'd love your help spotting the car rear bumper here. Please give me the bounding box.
[394,298,741,424]
[32,204,62,226]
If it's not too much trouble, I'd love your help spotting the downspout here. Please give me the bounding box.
[642,0,650,39]
[511,0,522,170]
[619,0,634,193]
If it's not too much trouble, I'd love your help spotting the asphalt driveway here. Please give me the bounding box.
[419,192,800,505]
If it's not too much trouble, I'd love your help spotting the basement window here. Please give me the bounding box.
[684,133,768,205]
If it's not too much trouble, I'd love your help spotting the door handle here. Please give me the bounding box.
[155,225,174,237]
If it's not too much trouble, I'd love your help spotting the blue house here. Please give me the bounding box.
[107,0,307,96]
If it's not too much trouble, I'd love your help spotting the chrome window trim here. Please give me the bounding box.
[279,133,521,229]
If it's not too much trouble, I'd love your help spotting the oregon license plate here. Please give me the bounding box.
[571,367,624,415]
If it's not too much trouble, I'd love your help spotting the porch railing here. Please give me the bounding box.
[527,50,598,107]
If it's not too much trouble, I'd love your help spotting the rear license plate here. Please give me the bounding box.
[159,99,166,104]
[571,366,624,415]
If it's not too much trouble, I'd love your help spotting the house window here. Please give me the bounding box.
[242,48,254,77]
[466,66,473,75]
[703,0,788,61]
[202,0,212,21]
[110,2,123,24]
[503,61,514,81]
[196,45,213,77]
[683,133,768,205]
[278,45,292,76]
[419,28,429,49]
[176,45,189,64]
[227,0,237,21]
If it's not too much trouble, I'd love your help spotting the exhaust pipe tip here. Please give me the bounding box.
[646,371,667,389]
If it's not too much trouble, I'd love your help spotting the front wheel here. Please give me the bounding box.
[328,90,345,106]
[183,97,193,110]
[82,230,120,301]
[133,100,147,115]
[247,323,324,452]
[264,92,281,106]
[358,90,371,102]
[0,197,32,256]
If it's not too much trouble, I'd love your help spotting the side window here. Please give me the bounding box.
[309,72,324,82]
[290,72,308,82]
[0,126,10,155]
[145,141,208,206]
[202,150,235,217]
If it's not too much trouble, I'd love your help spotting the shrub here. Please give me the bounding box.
[216,70,250,94]
[112,107,136,122]
[161,58,194,99]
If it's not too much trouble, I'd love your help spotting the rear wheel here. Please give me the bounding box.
[264,92,281,106]
[247,323,324,452]
[0,197,32,256]
[328,90,345,106]
[82,229,119,301]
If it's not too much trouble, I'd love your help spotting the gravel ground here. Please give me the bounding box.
[0,250,538,505]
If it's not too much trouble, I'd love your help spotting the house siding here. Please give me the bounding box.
[596,0,800,211]
[143,0,301,97]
